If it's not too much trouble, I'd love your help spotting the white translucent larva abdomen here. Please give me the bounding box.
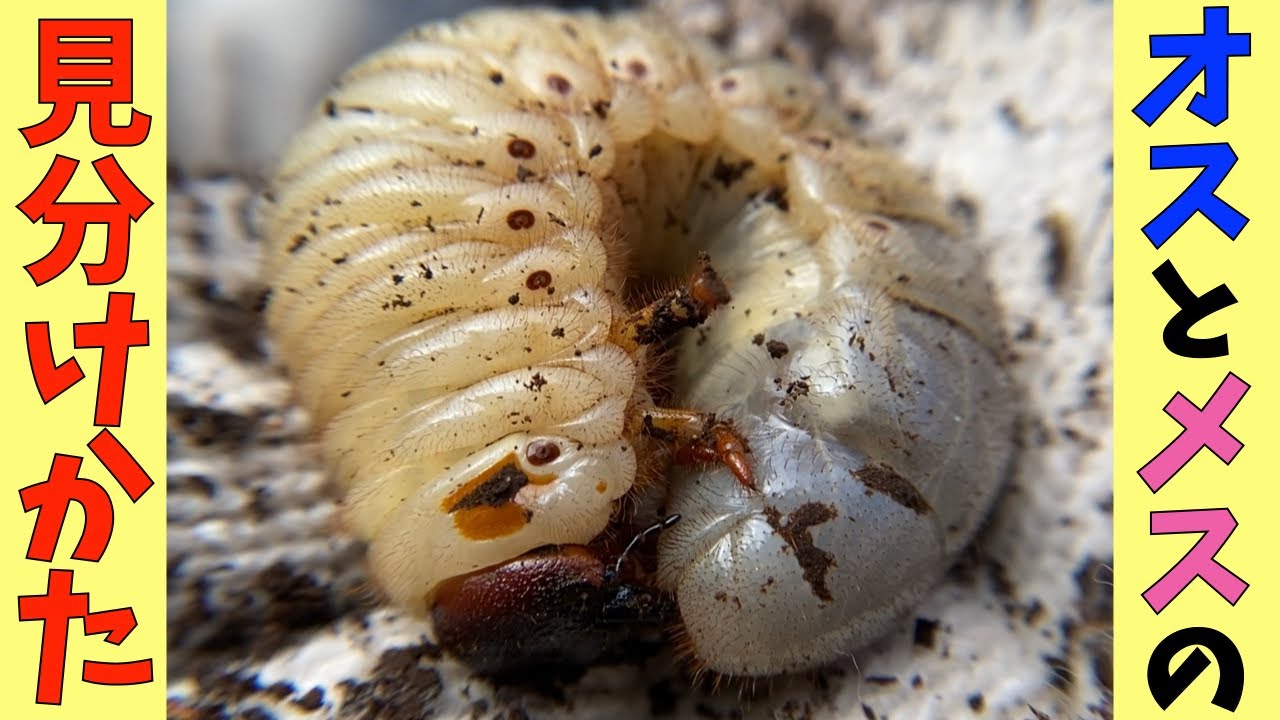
[658,200,1016,675]
[259,7,1015,671]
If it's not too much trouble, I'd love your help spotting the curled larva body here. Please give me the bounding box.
[647,38,1016,676]
[258,7,750,614]
[658,208,1016,677]
[259,7,1015,676]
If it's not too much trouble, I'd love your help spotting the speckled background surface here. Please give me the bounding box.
[166,1,1114,718]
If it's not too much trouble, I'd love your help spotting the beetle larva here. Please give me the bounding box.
[658,190,1016,677]
[258,7,1015,678]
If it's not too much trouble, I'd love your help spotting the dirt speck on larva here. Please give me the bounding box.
[854,463,932,516]
[762,503,839,602]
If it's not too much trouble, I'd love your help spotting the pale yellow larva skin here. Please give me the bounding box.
[259,7,1008,651]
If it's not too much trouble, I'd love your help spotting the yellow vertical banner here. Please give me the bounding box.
[1116,1,1277,718]
[0,1,165,718]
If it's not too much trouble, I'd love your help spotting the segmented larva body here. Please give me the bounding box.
[260,8,1015,676]
[658,173,1015,676]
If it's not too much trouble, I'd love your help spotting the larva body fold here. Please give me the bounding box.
[260,8,1015,677]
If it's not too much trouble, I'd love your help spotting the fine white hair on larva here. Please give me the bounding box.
[258,7,1016,678]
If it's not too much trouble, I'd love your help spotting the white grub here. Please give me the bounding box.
[259,7,1015,676]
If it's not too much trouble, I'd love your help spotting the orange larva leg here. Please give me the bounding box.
[611,252,754,489]
[610,252,731,354]
[642,408,756,490]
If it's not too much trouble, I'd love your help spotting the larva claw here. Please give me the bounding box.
[612,254,730,352]
[657,415,756,491]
